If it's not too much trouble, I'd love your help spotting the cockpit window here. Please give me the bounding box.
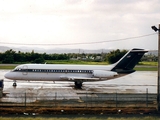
[12,67,22,72]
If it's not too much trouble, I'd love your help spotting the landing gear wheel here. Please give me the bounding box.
[13,82,17,87]
[75,81,82,89]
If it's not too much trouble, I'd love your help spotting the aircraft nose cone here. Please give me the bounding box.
[4,72,9,79]
[4,72,13,79]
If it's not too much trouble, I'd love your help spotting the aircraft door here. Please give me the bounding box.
[22,65,28,75]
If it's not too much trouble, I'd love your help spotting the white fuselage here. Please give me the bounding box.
[4,64,119,82]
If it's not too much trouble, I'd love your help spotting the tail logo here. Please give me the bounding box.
[127,55,131,58]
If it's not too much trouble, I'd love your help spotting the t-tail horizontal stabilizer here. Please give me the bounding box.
[111,48,148,73]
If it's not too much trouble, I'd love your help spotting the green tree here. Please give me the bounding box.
[33,56,45,63]
[106,49,127,64]
[2,49,16,63]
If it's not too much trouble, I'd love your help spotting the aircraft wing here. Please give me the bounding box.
[60,76,101,82]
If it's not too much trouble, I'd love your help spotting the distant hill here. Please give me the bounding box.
[0,46,111,54]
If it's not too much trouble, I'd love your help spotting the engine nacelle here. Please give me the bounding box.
[92,70,118,78]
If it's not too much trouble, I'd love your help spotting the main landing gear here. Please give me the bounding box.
[13,80,17,87]
[75,81,83,89]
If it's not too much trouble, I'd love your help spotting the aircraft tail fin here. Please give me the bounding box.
[111,48,148,73]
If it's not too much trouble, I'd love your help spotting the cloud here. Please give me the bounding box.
[0,0,159,50]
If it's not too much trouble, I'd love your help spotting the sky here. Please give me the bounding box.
[0,0,159,50]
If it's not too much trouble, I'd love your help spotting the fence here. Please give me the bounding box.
[0,92,157,108]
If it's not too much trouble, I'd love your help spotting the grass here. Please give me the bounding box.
[0,66,16,69]
[0,61,158,71]
[0,116,160,120]
[135,61,157,71]
[139,62,158,66]
[135,67,157,71]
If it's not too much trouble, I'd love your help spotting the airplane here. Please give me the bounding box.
[4,48,148,88]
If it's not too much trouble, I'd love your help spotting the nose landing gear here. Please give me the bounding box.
[75,81,82,89]
[13,80,17,87]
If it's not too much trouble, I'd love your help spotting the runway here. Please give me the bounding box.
[0,70,157,93]
[0,70,157,104]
